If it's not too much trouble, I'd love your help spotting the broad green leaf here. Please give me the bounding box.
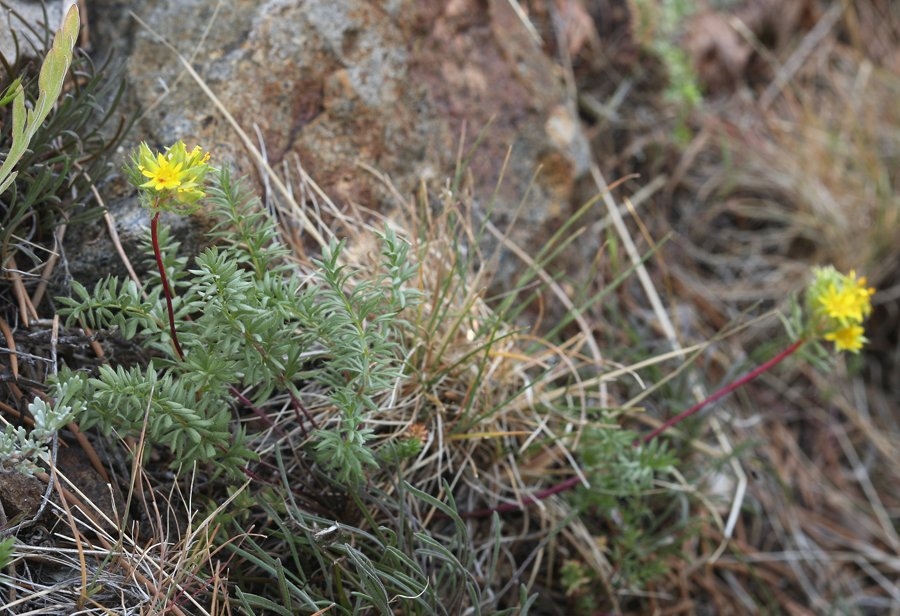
[0,6,80,196]
[0,85,26,195]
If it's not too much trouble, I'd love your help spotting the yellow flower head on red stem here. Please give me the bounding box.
[130,141,212,211]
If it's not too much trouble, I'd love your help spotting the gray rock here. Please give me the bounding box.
[76,0,590,285]
[0,0,75,61]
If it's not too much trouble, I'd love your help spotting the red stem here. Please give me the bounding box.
[458,338,807,519]
[459,474,584,519]
[636,338,805,445]
[151,211,185,361]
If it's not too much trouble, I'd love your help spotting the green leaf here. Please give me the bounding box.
[0,77,22,107]
[0,5,80,196]
[34,6,80,129]
[0,537,15,569]
[0,84,26,195]
[233,588,295,616]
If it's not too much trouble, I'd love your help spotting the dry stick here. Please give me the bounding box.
[0,316,18,380]
[30,221,66,311]
[48,463,90,609]
[77,163,145,292]
[5,254,39,326]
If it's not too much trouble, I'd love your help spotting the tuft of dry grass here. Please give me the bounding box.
[0,456,235,614]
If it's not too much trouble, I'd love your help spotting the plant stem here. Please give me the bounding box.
[635,338,805,445]
[151,210,185,361]
[459,474,584,519]
[459,337,807,518]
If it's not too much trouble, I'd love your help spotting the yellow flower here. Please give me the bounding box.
[810,267,874,324]
[806,266,876,353]
[824,324,867,354]
[846,270,875,319]
[817,283,862,322]
[139,152,185,191]
[130,141,212,210]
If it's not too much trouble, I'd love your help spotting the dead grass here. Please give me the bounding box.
[0,457,234,614]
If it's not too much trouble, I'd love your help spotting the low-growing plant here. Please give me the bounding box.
[0,378,83,474]
[46,141,543,612]
[55,144,417,483]
[0,4,890,614]
[12,131,879,613]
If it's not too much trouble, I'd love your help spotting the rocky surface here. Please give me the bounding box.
[0,0,75,60]
[63,0,591,283]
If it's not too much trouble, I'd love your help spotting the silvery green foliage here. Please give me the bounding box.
[57,168,420,483]
[0,380,81,474]
[0,7,80,195]
[304,233,420,485]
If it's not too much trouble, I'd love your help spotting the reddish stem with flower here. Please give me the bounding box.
[133,142,212,361]
[459,338,807,519]
[460,266,875,519]
[150,209,185,361]
[463,266,875,518]
[635,338,806,445]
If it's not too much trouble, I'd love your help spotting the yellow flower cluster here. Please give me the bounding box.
[806,267,875,353]
[131,141,211,210]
